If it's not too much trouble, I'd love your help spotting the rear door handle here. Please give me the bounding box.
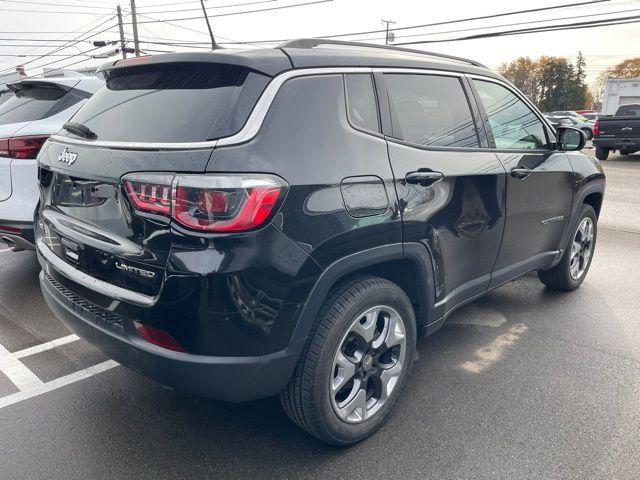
[510,167,533,180]
[405,171,444,187]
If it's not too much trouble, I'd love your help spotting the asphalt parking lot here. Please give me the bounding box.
[1,148,639,479]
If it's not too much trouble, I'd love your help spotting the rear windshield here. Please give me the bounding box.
[61,63,270,143]
[616,105,640,117]
[0,84,68,125]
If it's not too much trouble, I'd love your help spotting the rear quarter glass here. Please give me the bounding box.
[57,63,270,143]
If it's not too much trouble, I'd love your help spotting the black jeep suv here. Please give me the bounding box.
[36,40,605,445]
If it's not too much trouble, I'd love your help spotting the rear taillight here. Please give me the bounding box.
[593,120,599,136]
[123,173,287,233]
[0,135,49,159]
[124,174,173,214]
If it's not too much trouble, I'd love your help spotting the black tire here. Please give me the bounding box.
[595,146,609,160]
[581,128,593,140]
[538,204,597,291]
[280,276,416,445]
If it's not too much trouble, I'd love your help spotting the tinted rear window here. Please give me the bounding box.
[0,84,67,124]
[616,105,640,117]
[62,63,270,143]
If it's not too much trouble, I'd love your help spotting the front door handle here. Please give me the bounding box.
[510,167,533,180]
[405,171,444,187]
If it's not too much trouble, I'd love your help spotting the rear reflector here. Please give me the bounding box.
[0,225,21,234]
[0,135,49,159]
[134,322,185,352]
[123,173,287,233]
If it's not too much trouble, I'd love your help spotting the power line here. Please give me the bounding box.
[310,0,611,40]
[207,0,614,45]
[0,0,113,9]
[0,16,117,75]
[346,4,640,44]
[127,0,333,24]
[393,13,640,45]
[137,0,276,14]
[0,7,118,14]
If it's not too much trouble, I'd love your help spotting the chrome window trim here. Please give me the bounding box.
[47,66,475,151]
[37,239,155,307]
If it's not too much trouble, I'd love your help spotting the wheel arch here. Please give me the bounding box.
[289,243,437,347]
[583,191,603,217]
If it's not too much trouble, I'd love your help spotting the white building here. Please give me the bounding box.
[602,78,640,115]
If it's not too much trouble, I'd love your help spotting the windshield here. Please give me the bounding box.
[61,63,270,143]
[0,84,66,125]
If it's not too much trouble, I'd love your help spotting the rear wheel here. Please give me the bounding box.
[538,204,597,291]
[280,276,416,445]
[595,146,609,160]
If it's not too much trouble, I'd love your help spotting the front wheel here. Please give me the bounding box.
[538,204,597,291]
[581,128,593,140]
[595,146,610,160]
[280,276,416,445]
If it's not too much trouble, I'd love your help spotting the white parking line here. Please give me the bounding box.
[0,360,119,410]
[0,248,10,253]
[13,334,79,359]
[0,343,44,391]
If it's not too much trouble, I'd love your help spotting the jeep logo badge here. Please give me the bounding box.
[57,148,78,166]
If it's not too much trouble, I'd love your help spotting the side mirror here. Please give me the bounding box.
[556,126,586,151]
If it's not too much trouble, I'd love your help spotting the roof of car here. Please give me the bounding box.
[97,39,502,80]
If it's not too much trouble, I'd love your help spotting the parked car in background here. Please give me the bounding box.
[545,115,574,129]
[545,113,594,139]
[0,74,103,250]
[581,112,600,122]
[576,109,597,115]
[593,103,640,160]
[36,41,604,445]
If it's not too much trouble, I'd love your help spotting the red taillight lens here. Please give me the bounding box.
[0,135,49,159]
[123,173,287,233]
[134,322,185,352]
[0,138,9,157]
[593,120,599,136]
[123,175,173,214]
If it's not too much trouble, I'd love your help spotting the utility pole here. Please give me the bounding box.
[129,0,140,56]
[199,0,217,50]
[117,5,127,59]
[381,19,396,45]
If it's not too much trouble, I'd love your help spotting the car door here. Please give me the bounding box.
[469,77,574,286]
[378,71,507,316]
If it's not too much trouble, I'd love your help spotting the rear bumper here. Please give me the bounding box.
[593,138,640,150]
[39,270,303,402]
[0,220,35,250]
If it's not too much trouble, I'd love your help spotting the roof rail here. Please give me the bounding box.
[279,38,487,69]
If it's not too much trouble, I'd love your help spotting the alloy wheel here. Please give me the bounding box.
[570,217,594,280]
[330,305,407,423]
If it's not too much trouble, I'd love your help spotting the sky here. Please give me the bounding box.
[1,0,639,85]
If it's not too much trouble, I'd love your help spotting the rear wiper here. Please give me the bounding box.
[62,122,97,140]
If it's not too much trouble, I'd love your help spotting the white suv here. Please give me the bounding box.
[0,75,103,250]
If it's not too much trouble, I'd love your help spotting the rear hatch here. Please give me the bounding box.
[37,57,283,299]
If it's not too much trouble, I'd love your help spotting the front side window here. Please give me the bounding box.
[384,74,479,148]
[473,80,549,150]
